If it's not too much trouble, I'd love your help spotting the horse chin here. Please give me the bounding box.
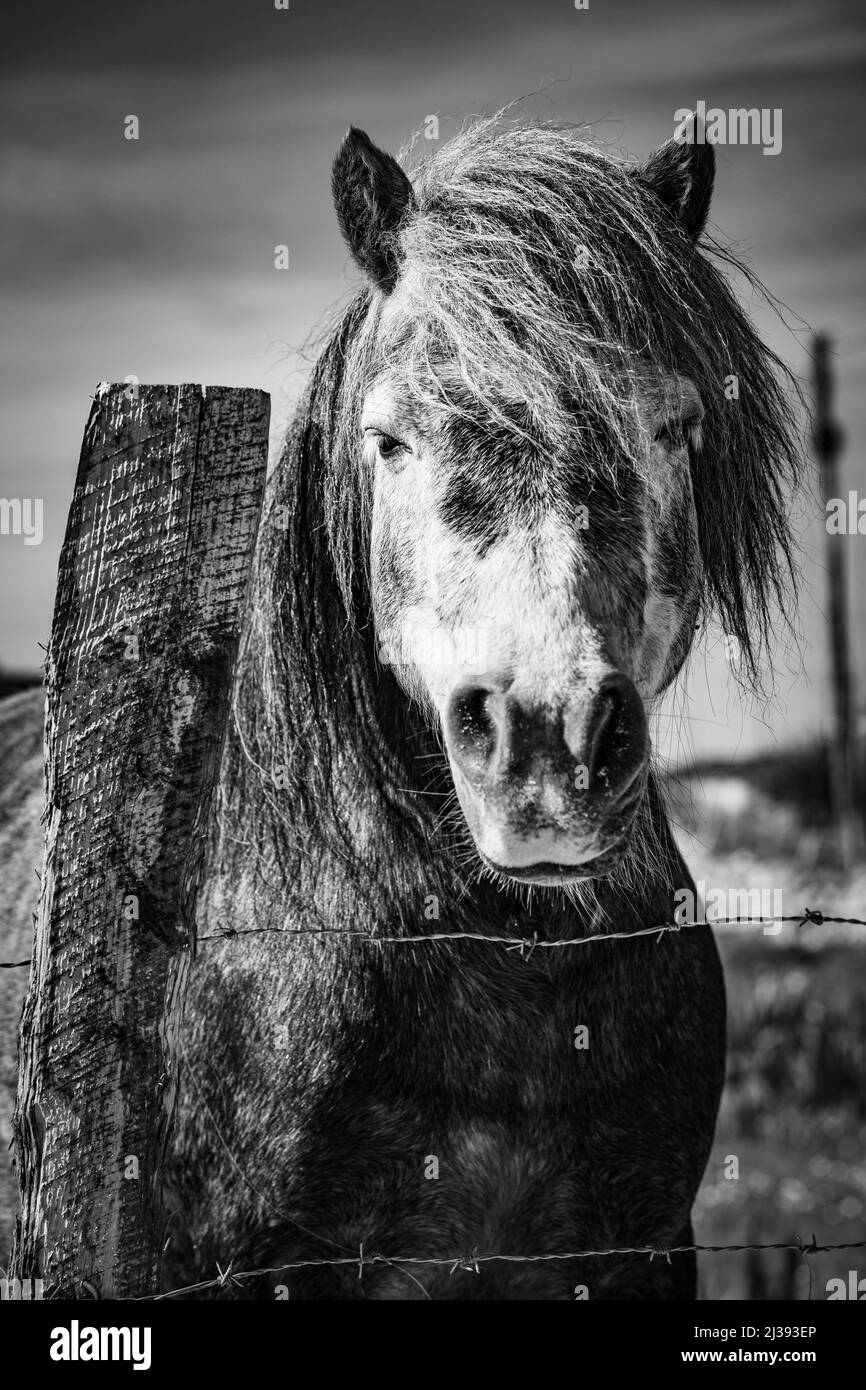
[476,837,630,888]
[446,764,641,888]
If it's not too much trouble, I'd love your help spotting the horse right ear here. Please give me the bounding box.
[332,127,416,293]
[636,114,715,241]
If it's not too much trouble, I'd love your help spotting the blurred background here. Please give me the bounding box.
[2,0,865,1298]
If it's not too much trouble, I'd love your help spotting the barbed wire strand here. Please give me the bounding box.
[2,909,864,970]
[196,909,864,951]
[130,1236,866,1301]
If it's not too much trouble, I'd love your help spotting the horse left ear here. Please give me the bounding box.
[332,127,417,293]
[636,115,715,241]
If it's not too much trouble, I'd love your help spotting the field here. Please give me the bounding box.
[665,747,866,1300]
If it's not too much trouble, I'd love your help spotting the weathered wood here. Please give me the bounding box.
[10,383,269,1297]
[812,334,861,867]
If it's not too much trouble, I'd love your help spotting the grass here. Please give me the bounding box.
[664,741,866,1300]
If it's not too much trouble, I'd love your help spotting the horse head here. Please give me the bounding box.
[329,117,785,887]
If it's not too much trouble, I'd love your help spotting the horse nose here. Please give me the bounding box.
[444,672,648,799]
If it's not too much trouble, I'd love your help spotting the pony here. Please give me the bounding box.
[0,112,801,1299]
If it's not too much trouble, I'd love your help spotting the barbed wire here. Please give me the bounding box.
[196,909,866,952]
[127,1235,866,1301]
[19,1235,863,1300]
[2,908,864,969]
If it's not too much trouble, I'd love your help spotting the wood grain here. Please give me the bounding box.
[11,383,269,1297]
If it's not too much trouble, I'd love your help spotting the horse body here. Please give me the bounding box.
[175,846,724,1299]
[1,112,803,1298]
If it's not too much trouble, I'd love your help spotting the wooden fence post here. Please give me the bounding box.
[812,333,861,867]
[10,382,269,1297]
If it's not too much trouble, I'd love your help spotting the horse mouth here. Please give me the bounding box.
[479,841,628,886]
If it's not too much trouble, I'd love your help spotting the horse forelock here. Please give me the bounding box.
[352,116,804,679]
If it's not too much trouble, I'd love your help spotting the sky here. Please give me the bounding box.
[2,0,865,766]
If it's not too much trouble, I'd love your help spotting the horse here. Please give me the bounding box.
[0,112,801,1299]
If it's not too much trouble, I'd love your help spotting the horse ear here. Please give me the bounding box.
[637,114,714,241]
[332,127,416,293]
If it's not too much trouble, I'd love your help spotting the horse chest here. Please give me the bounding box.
[177,896,723,1297]
[279,946,684,1206]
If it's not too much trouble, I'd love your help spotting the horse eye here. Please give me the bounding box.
[376,434,404,459]
[363,426,411,467]
[654,418,694,451]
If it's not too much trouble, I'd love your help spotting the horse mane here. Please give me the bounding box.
[222,114,804,909]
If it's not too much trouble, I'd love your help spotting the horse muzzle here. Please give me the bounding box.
[442,670,649,884]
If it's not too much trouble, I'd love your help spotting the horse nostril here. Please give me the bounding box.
[445,685,499,774]
[583,675,647,791]
[587,691,616,781]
